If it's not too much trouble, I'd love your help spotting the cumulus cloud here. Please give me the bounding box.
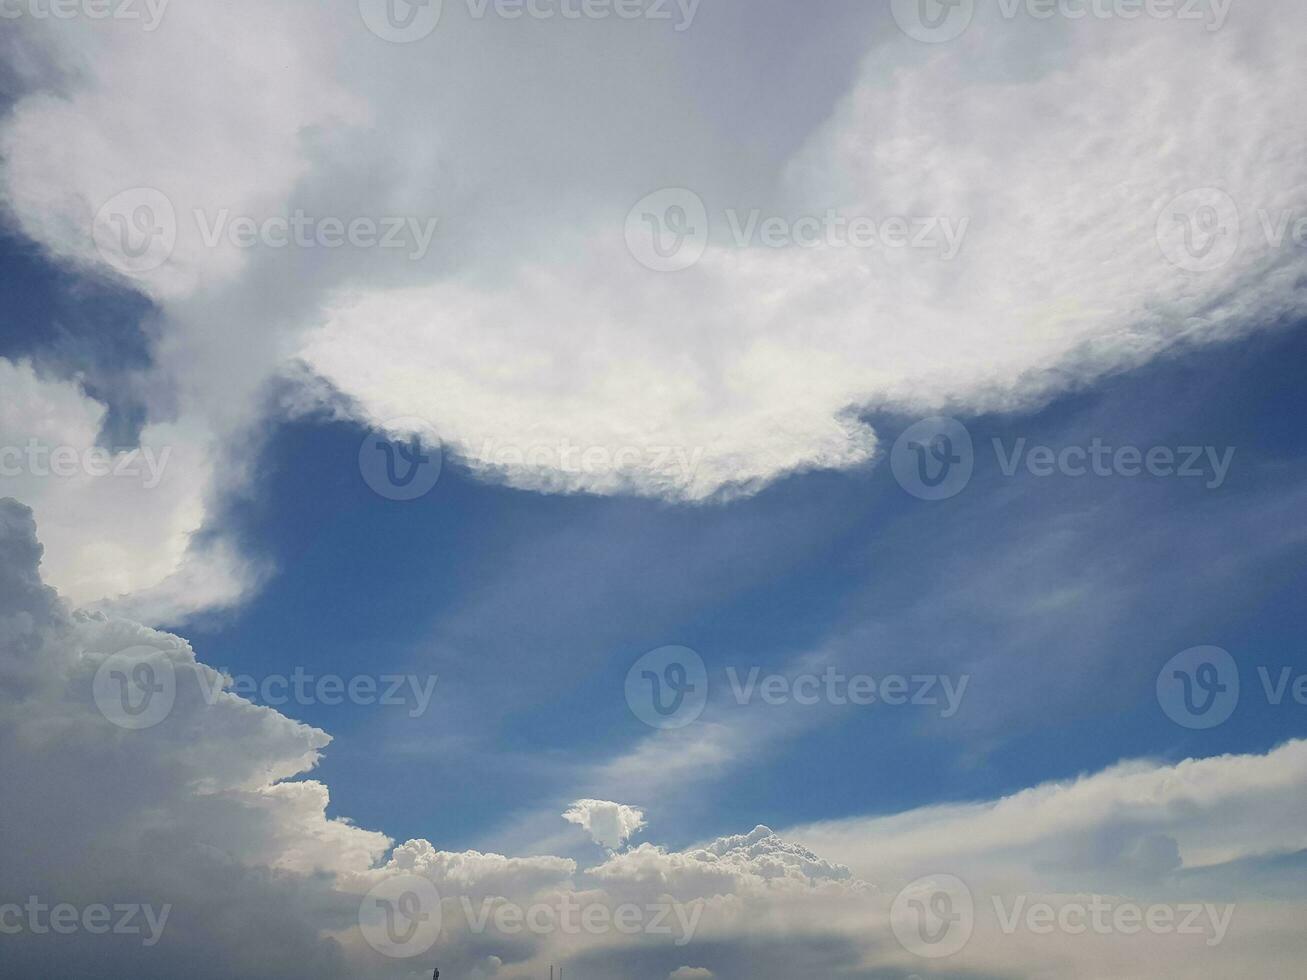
[0,497,868,977]
[589,825,858,901]
[562,799,648,851]
[3,498,1307,976]
[0,357,257,622]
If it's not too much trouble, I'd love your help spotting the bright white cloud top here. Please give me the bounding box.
[562,799,648,850]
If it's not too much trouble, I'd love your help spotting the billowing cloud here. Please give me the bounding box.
[3,498,1307,976]
[563,799,648,851]
[0,357,256,622]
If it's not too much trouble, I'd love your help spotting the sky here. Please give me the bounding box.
[2,1,1307,977]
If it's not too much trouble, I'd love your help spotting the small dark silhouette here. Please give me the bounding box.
[431,969,438,980]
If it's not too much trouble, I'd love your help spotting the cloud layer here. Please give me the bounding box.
[2,1,1305,617]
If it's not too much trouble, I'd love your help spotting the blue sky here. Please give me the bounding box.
[145,314,1306,854]
[3,3,1307,977]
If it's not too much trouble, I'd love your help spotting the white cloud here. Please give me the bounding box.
[588,825,859,900]
[0,358,256,622]
[787,742,1307,978]
[0,2,1302,558]
[301,1,1307,499]
[3,498,1307,976]
[562,799,648,851]
[669,968,713,980]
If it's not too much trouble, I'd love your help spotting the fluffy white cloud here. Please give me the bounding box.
[300,1,1307,499]
[589,825,858,901]
[792,741,1307,890]
[4,498,1307,977]
[0,357,256,621]
[562,799,647,851]
[788,741,1307,978]
[1,2,1302,572]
